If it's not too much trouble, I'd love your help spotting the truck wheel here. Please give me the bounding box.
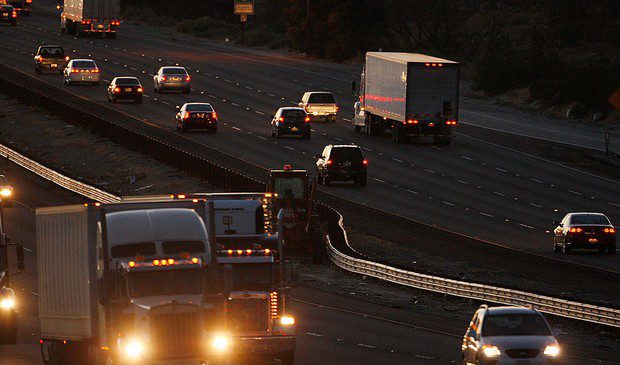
[323,176,331,186]
[392,126,408,143]
[607,245,616,255]
[278,350,295,365]
[562,243,571,254]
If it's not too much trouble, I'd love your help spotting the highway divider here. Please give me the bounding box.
[2,61,619,327]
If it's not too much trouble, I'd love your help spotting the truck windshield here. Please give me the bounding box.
[128,268,202,298]
[229,264,274,290]
[274,178,305,199]
[308,93,335,103]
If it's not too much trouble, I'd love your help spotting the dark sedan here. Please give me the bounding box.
[0,5,17,26]
[175,103,218,132]
[107,77,143,103]
[553,212,616,254]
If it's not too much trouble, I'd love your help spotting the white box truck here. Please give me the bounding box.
[36,200,233,364]
[352,52,459,144]
[60,0,120,38]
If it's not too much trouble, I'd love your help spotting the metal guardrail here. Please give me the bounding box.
[2,61,619,328]
[326,210,620,327]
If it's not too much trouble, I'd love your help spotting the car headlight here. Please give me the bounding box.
[544,344,561,357]
[124,340,145,360]
[211,334,231,353]
[0,187,13,197]
[0,298,15,309]
[280,315,295,326]
[312,111,319,116]
[482,344,501,358]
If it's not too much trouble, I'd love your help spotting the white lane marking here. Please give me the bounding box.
[208,94,216,98]
[480,212,494,218]
[362,147,372,152]
[255,111,265,115]
[529,203,542,208]
[22,247,33,252]
[244,86,253,90]
[268,93,276,97]
[530,178,543,183]
[431,146,441,151]
[284,146,295,151]
[231,126,242,131]
[406,189,419,194]
[442,201,455,207]
[520,224,534,229]
[334,137,344,141]
[493,191,505,197]
[343,118,351,122]
[457,180,469,185]
[231,102,239,107]
[358,343,377,349]
[31,292,39,296]
[162,101,171,106]
[305,332,323,337]
[424,169,435,174]
[609,202,620,208]
[224,79,232,83]
[130,67,137,71]
[495,167,507,172]
[373,178,386,183]
[392,158,403,163]
[462,156,474,161]
[143,94,150,98]
[257,136,267,140]
[568,190,582,196]
[414,355,434,360]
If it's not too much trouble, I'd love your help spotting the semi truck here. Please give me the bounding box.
[352,52,460,144]
[124,193,298,364]
[0,0,32,15]
[59,0,120,38]
[36,200,232,364]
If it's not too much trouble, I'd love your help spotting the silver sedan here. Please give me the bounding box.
[153,66,191,94]
[62,59,100,85]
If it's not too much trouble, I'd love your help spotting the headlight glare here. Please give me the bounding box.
[0,298,15,309]
[280,315,295,326]
[211,334,230,352]
[482,344,501,358]
[544,344,560,357]
[0,187,13,197]
[124,340,145,359]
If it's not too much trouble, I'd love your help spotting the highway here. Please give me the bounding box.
[2,157,618,365]
[0,1,618,276]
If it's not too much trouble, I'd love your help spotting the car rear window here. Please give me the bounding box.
[40,47,64,56]
[116,78,141,86]
[482,314,550,336]
[571,214,610,225]
[163,67,187,75]
[308,93,336,103]
[330,147,364,161]
[281,109,306,118]
[72,60,96,68]
[186,104,214,112]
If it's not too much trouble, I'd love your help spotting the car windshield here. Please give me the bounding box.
[72,61,96,68]
[128,268,202,298]
[186,104,214,112]
[308,93,336,103]
[40,47,64,56]
[330,147,364,161]
[482,314,551,336]
[274,177,305,199]
[571,214,610,225]
[281,109,306,119]
[116,78,140,86]
[163,67,187,75]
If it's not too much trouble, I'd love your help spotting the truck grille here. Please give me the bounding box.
[150,307,202,359]
[227,298,270,333]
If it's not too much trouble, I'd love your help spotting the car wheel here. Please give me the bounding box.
[323,176,331,186]
[275,129,281,139]
[271,129,276,138]
[317,174,324,185]
[562,242,571,254]
[180,122,187,132]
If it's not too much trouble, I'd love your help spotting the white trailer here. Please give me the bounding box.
[60,0,120,38]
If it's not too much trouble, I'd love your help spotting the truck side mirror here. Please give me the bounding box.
[553,221,561,227]
[16,245,25,271]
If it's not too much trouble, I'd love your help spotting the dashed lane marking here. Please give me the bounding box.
[442,201,455,206]
[373,178,386,183]
[257,136,267,140]
[493,191,505,197]
[529,203,542,208]
[495,167,507,172]
[392,158,403,163]
[406,189,419,194]
[231,126,242,131]
[530,178,543,183]
[479,212,494,218]
[305,332,324,337]
[255,111,265,115]
[457,180,469,185]
[358,343,377,349]
[520,224,534,229]
[569,190,582,196]
[424,169,435,174]
[610,202,620,208]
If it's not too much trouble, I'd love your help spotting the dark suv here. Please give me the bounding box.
[315,145,367,186]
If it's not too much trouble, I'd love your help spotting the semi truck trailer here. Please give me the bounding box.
[59,0,120,38]
[36,200,231,364]
[353,52,460,144]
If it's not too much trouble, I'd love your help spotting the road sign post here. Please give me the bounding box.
[234,0,253,45]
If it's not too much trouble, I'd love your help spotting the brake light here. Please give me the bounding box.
[407,119,419,124]
[113,87,120,93]
[183,112,190,120]
[362,159,368,165]
[278,117,284,122]
[304,116,310,122]
[136,87,143,93]
[604,228,615,233]
[185,75,191,82]
[212,112,217,119]
[429,122,435,127]
[65,56,70,61]
[71,69,79,73]
[12,11,17,17]
[161,75,167,81]
[326,160,333,165]
[570,227,583,233]
[264,248,271,255]
[39,56,44,61]
[446,120,457,125]
[128,261,135,268]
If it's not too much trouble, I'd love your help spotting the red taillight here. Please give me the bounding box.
[81,19,91,24]
[570,227,583,233]
[65,56,70,61]
[183,112,190,120]
[136,87,143,93]
[326,160,333,165]
[71,69,79,73]
[446,120,457,125]
[212,112,218,119]
[407,119,419,124]
[39,56,44,61]
[362,159,368,165]
[113,87,121,93]
[304,116,310,122]
[185,75,191,82]
[12,11,17,17]
[604,228,615,233]
[92,69,99,73]
[161,75,167,81]
[278,117,284,122]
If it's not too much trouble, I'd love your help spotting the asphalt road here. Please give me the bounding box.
[0,2,618,274]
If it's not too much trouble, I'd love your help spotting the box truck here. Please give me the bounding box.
[353,52,459,144]
[59,0,120,38]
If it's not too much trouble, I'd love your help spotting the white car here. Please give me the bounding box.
[62,59,100,85]
[153,66,190,93]
[462,305,561,365]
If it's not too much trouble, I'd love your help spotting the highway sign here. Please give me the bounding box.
[234,0,254,15]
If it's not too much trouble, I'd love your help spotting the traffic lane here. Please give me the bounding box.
[2,23,619,269]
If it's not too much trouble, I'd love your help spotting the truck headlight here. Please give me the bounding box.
[0,298,15,309]
[211,334,231,353]
[0,187,13,197]
[544,344,560,357]
[124,340,145,359]
[280,316,295,326]
[482,344,500,358]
